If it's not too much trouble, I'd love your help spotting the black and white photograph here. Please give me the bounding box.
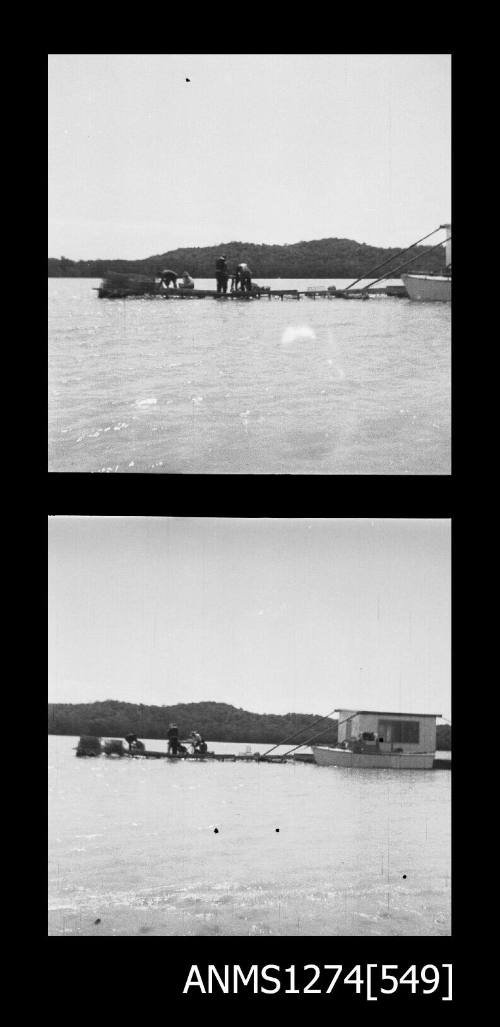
[48,516,451,939]
[48,54,451,475]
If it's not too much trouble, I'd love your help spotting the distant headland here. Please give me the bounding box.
[48,237,445,280]
[47,699,452,749]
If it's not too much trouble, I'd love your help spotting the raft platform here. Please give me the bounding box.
[96,278,409,301]
[97,285,303,301]
[76,736,317,762]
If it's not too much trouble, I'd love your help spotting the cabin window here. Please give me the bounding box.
[345,720,352,739]
[378,720,420,744]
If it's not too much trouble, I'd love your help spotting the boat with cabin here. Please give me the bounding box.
[312,708,440,769]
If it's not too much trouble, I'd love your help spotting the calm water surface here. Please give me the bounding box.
[48,736,450,936]
[48,279,450,474]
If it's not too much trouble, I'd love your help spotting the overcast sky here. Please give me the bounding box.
[48,54,451,260]
[48,518,451,721]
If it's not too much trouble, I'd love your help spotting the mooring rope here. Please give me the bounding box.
[260,707,337,758]
[344,226,444,293]
[358,236,451,292]
[278,722,337,759]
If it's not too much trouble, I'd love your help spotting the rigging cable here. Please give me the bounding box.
[343,226,444,293]
[260,707,337,758]
[358,237,451,292]
[278,722,337,759]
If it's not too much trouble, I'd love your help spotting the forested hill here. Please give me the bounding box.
[48,237,446,280]
[47,700,452,749]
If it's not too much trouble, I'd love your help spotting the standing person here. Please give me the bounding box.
[167,723,179,755]
[237,263,252,292]
[215,255,228,294]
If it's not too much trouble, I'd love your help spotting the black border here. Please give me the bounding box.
[49,475,452,516]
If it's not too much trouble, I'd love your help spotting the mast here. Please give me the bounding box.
[440,223,452,268]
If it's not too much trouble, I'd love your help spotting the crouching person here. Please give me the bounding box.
[178,271,195,290]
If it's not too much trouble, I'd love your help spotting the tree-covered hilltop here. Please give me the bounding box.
[47,236,446,280]
[48,700,337,745]
[47,699,451,749]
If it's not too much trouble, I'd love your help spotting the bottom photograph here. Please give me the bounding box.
[48,516,451,938]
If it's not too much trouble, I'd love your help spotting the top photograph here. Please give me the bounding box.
[48,53,451,475]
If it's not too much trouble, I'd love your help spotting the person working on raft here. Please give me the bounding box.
[178,271,195,290]
[215,255,228,294]
[190,731,207,754]
[159,269,178,289]
[189,730,204,753]
[236,263,253,292]
[167,723,179,755]
[125,734,145,754]
[125,733,137,753]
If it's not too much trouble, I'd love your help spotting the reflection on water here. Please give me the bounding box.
[48,736,451,936]
[48,279,450,474]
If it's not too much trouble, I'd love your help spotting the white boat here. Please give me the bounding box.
[401,274,451,302]
[312,745,435,770]
[402,224,451,302]
[312,708,440,770]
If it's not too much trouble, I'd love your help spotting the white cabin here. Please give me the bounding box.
[335,709,440,755]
